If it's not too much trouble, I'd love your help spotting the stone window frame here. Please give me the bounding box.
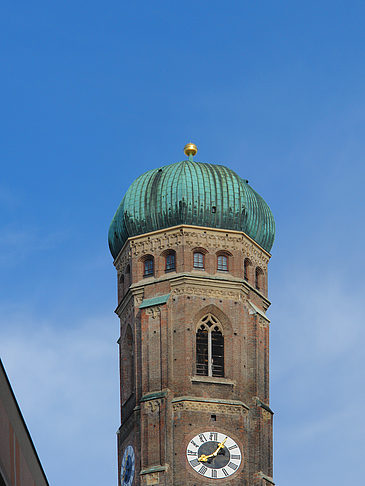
[244,257,252,282]
[192,247,208,270]
[195,313,224,378]
[216,250,232,272]
[140,254,155,278]
[118,273,125,299]
[125,264,131,283]
[255,266,264,291]
[161,249,176,273]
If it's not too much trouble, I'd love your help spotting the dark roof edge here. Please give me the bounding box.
[0,358,50,486]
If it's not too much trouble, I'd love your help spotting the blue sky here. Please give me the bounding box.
[1,1,364,485]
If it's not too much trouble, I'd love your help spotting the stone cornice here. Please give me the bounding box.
[255,471,275,484]
[170,275,248,302]
[114,287,144,317]
[140,465,168,476]
[114,291,133,317]
[115,276,271,317]
[128,273,271,308]
[114,224,271,270]
[172,396,249,409]
[191,375,236,386]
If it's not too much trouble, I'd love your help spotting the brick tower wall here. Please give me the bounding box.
[115,225,274,486]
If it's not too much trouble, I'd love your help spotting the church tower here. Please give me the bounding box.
[108,144,276,486]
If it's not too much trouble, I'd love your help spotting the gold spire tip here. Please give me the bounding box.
[184,143,198,158]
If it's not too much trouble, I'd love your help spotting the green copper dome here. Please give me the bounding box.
[108,160,275,258]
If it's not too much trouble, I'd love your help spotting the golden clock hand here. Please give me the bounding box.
[198,437,228,462]
[212,437,227,456]
[198,452,214,462]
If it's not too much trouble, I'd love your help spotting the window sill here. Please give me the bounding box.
[191,376,235,386]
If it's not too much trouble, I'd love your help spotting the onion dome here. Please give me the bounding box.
[108,144,275,259]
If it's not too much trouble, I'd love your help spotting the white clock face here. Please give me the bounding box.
[120,445,135,486]
[186,431,242,479]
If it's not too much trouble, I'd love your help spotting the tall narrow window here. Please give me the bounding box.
[196,325,208,375]
[122,326,134,403]
[125,264,131,288]
[217,255,228,271]
[118,274,125,302]
[144,258,154,277]
[255,266,263,290]
[244,258,251,281]
[165,251,176,272]
[196,314,224,377]
[193,252,204,269]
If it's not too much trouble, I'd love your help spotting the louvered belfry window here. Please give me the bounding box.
[196,314,224,377]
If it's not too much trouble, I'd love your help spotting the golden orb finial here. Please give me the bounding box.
[184,142,198,160]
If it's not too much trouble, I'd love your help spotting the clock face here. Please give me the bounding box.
[120,445,135,486]
[186,431,242,479]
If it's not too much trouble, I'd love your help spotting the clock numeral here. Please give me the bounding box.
[190,440,199,448]
[189,459,200,468]
[187,450,198,456]
[209,432,218,441]
[198,465,207,475]
[222,468,229,476]
[228,444,238,450]
[199,433,207,443]
[211,469,217,478]
[228,461,238,470]
[231,454,241,460]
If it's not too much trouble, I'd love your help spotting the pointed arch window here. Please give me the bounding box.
[196,314,224,377]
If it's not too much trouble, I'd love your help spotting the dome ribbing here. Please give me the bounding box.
[108,160,275,259]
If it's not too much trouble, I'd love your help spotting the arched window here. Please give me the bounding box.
[196,314,224,377]
[118,273,125,302]
[193,252,204,269]
[255,267,264,291]
[125,264,131,288]
[144,257,154,277]
[244,258,251,281]
[217,255,228,271]
[165,251,176,272]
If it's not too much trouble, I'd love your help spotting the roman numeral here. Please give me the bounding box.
[199,433,207,442]
[189,459,199,468]
[209,432,218,441]
[187,450,198,456]
[231,454,241,460]
[198,465,207,475]
[211,469,217,478]
[228,444,238,450]
[190,440,199,448]
[222,468,228,476]
[228,461,238,470]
